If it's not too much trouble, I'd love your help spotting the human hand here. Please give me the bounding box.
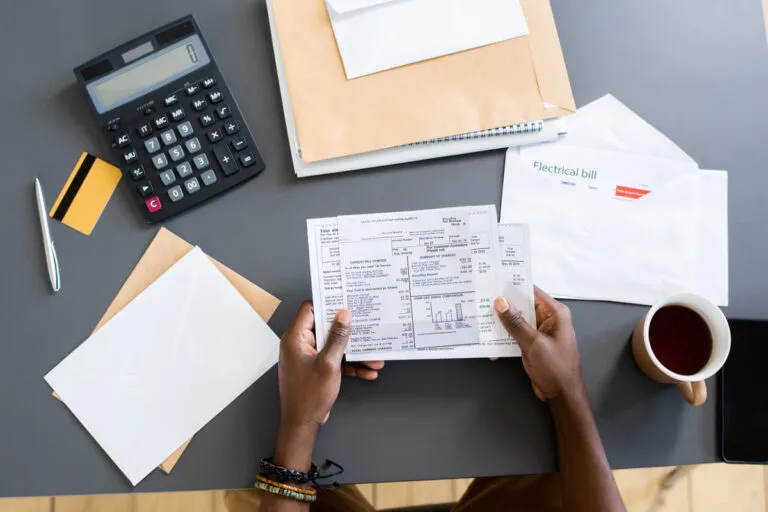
[494,287,583,402]
[278,302,383,432]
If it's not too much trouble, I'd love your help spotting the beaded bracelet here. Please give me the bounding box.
[254,480,318,503]
[256,474,318,496]
[260,457,319,483]
[259,457,343,486]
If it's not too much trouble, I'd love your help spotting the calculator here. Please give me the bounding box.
[74,15,265,223]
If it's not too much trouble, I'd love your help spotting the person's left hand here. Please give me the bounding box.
[278,302,384,432]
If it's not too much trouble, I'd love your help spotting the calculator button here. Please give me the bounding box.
[192,98,208,112]
[192,153,210,170]
[208,90,223,103]
[163,94,179,107]
[202,77,217,89]
[152,153,169,170]
[213,146,239,176]
[186,84,200,96]
[145,196,162,213]
[137,122,153,138]
[123,148,138,164]
[160,129,177,146]
[199,113,215,127]
[207,129,223,143]
[168,145,185,162]
[200,169,218,186]
[185,137,202,154]
[177,121,194,138]
[154,115,170,129]
[184,177,201,194]
[159,169,176,186]
[128,165,146,181]
[231,136,248,152]
[176,161,194,178]
[168,185,184,202]
[239,153,258,168]
[216,104,232,119]
[137,182,154,197]
[224,120,239,135]
[170,107,186,122]
[144,137,161,154]
[106,120,121,132]
[116,132,131,148]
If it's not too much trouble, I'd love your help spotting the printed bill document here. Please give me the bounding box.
[307,206,534,361]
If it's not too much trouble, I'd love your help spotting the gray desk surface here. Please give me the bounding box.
[1,0,767,498]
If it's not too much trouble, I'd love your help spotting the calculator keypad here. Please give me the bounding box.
[168,145,185,162]
[154,115,170,129]
[137,123,153,138]
[114,75,263,221]
[152,153,169,170]
[160,129,177,146]
[159,170,176,186]
[116,133,131,147]
[144,137,161,154]
[176,161,194,178]
[177,121,194,138]
[185,137,202,154]
[168,185,184,202]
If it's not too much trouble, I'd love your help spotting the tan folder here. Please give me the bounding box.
[53,227,281,473]
[272,0,575,163]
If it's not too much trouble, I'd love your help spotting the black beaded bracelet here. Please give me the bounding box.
[259,457,344,489]
[260,457,319,484]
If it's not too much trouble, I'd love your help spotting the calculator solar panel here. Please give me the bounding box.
[74,16,265,223]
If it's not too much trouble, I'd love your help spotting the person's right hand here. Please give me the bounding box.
[494,287,583,402]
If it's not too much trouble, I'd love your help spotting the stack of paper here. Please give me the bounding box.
[308,206,535,361]
[45,246,281,486]
[500,95,728,306]
[266,0,575,177]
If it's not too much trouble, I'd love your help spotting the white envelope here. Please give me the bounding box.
[502,144,700,306]
[326,0,529,79]
[558,95,729,305]
[45,247,280,486]
[561,94,696,164]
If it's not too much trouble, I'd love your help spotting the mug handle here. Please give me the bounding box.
[677,381,707,406]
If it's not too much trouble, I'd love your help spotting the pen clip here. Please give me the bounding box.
[49,241,61,293]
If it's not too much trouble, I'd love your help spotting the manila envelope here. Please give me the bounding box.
[272,0,575,162]
[53,227,281,473]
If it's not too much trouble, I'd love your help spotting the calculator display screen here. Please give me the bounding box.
[87,35,210,113]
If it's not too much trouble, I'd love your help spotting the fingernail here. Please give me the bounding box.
[494,297,509,313]
[336,309,352,325]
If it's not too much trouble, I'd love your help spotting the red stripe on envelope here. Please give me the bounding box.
[616,186,651,199]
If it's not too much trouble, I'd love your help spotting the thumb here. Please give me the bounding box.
[321,309,352,364]
[494,297,539,349]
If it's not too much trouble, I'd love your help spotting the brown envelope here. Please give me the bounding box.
[273,0,575,163]
[53,227,281,474]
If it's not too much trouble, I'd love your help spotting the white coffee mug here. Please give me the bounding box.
[632,293,731,406]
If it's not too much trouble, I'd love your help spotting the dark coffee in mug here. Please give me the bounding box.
[649,305,713,376]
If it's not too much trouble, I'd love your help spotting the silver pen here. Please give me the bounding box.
[35,178,61,293]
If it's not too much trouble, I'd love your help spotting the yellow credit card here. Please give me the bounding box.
[49,152,122,236]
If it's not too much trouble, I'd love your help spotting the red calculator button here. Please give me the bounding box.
[145,196,162,213]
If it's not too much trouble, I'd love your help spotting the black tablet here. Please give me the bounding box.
[721,319,768,464]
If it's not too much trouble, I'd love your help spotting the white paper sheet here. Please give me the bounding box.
[307,209,534,361]
[501,144,701,306]
[325,0,529,79]
[530,94,728,305]
[45,247,280,486]
[696,170,729,306]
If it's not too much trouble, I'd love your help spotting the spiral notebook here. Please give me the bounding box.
[407,121,545,146]
[266,0,570,178]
